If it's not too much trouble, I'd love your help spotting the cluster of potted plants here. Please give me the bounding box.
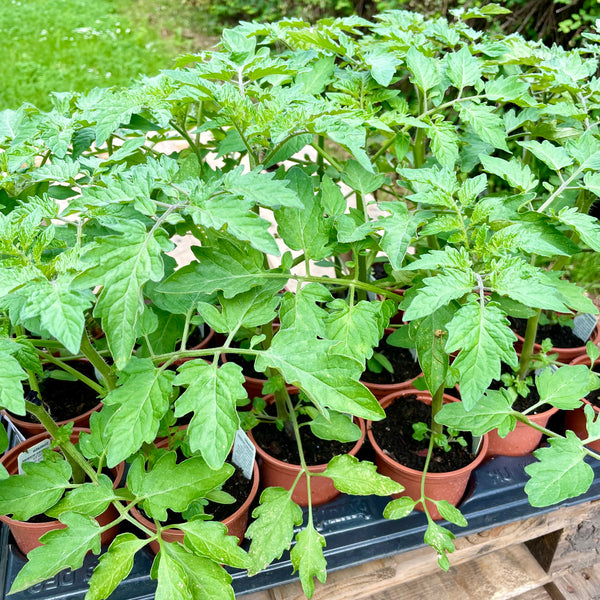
[2,5,600,597]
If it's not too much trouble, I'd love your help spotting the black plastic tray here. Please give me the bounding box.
[3,452,600,599]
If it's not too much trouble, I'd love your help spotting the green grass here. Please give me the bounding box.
[0,0,188,110]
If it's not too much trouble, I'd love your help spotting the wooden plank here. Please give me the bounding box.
[241,590,274,600]
[550,562,600,600]
[513,588,555,600]
[365,544,551,600]
[550,502,600,575]
[272,501,598,600]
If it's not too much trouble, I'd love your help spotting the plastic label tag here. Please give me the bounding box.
[4,418,26,444]
[472,435,483,455]
[573,313,598,342]
[535,364,559,378]
[232,429,255,480]
[18,439,51,474]
[409,348,419,362]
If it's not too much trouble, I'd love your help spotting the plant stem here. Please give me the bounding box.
[36,350,106,396]
[518,308,541,380]
[286,393,312,512]
[24,400,96,485]
[80,332,117,391]
[430,385,445,438]
[316,135,325,178]
[311,141,343,172]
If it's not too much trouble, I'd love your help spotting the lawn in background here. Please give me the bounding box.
[0,0,186,110]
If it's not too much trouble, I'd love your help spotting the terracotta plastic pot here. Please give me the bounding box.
[2,360,104,438]
[248,416,366,507]
[130,460,260,554]
[513,323,600,363]
[484,405,559,458]
[0,428,124,555]
[367,389,488,520]
[361,329,423,400]
[564,354,600,452]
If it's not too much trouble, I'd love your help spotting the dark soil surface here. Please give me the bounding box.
[370,394,475,473]
[510,318,583,348]
[361,339,421,385]
[205,465,253,522]
[16,363,100,423]
[186,326,211,349]
[252,419,357,466]
[372,262,389,280]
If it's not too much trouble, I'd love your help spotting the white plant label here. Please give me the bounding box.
[18,439,51,474]
[409,348,419,362]
[573,313,597,342]
[4,417,26,444]
[232,429,256,480]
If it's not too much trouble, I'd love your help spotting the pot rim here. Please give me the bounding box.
[367,388,489,479]
[249,397,366,471]
[0,428,125,527]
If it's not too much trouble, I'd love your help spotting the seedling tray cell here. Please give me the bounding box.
[3,454,600,599]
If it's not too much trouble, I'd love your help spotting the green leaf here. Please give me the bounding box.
[325,299,387,363]
[423,521,456,571]
[517,140,573,171]
[556,207,600,252]
[10,513,101,594]
[323,454,403,496]
[480,155,538,192]
[535,365,591,410]
[156,542,234,600]
[46,474,117,518]
[0,351,27,415]
[223,166,302,210]
[191,196,279,255]
[416,305,455,395]
[446,299,518,410]
[341,160,386,196]
[255,329,384,421]
[436,389,516,437]
[434,500,468,526]
[446,46,482,90]
[406,47,439,93]
[584,403,600,441]
[103,358,174,468]
[365,49,401,87]
[321,175,345,217]
[275,167,331,261]
[0,458,72,521]
[459,103,508,151]
[86,533,148,600]
[377,202,418,270]
[490,258,570,312]
[279,284,330,337]
[402,269,475,322]
[158,239,279,300]
[0,423,7,455]
[247,487,303,573]
[428,119,459,168]
[524,432,593,507]
[296,56,335,94]
[76,220,169,368]
[174,361,246,469]
[17,277,93,354]
[128,452,233,521]
[179,520,251,569]
[383,497,417,520]
[210,280,282,332]
[498,218,579,258]
[290,524,327,599]
[309,412,362,443]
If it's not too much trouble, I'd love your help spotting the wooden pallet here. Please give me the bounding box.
[243,499,600,600]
